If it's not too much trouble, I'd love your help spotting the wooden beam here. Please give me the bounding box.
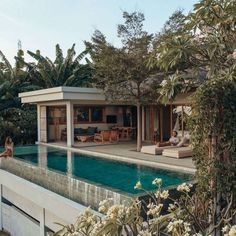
[150,106,155,143]
[160,107,163,142]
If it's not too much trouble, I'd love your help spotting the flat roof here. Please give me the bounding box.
[19,86,193,105]
[19,86,106,104]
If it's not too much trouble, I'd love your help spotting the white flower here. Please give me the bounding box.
[152,178,162,186]
[147,203,163,217]
[98,198,113,213]
[229,225,236,236]
[138,230,152,236]
[167,220,191,235]
[222,225,230,233]
[105,204,133,220]
[177,183,193,193]
[134,181,142,189]
[155,190,169,199]
[160,80,167,87]
[168,203,177,212]
[160,190,169,199]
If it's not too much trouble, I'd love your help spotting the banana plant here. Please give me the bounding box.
[22,44,92,88]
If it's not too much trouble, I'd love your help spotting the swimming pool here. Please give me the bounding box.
[3,145,192,195]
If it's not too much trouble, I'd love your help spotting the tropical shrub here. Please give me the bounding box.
[52,179,235,236]
[189,77,236,235]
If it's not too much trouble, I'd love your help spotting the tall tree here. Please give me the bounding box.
[0,50,37,145]
[86,12,159,151]
[17,44,93,89]
[151,0,236,102]
[147,9,202,104]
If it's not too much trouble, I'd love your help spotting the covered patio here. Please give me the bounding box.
[19,86,137,147]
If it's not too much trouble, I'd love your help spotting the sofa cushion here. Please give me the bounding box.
[87,127,97,135]
[75,128,87,135]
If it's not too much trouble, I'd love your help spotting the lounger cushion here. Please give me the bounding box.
[141,145,157,155]
[141,145,176,155]
[162,147,192,158]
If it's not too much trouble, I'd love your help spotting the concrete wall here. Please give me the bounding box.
[0,158,131,211]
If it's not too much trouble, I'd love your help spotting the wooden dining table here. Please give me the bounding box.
[111,126,136,140]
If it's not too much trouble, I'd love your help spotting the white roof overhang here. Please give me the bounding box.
[19,86,107,104]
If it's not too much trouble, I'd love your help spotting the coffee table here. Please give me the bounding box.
[77,135,94,142]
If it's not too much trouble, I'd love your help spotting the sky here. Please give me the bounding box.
[0,0,197,64]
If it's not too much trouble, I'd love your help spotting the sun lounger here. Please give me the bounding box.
[162,147,192,158]
[141,145,177,155]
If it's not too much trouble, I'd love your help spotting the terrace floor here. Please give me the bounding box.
[41,141,195,174]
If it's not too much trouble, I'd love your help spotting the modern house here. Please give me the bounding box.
[19,86,192,147]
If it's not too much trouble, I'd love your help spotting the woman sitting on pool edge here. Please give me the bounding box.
[0,137,14,158]
[157,130,180,147]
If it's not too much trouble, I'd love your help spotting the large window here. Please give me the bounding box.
[77,107,89,122]
[74,106,104,123]
[91,107,103,122]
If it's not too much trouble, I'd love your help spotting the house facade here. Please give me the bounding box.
[19,86,191,147]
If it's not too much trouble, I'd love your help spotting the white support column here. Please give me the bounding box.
[39,208,45,236]
[0,184,2,230]
[37,104,41,143]
[66,102,74,147]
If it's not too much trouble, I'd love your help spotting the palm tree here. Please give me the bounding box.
[19,44,93,89]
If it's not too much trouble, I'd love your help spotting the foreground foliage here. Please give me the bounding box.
[52,180,235,236]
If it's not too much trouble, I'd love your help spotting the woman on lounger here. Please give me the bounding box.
[0,137,14,158]
[157,130,179,147]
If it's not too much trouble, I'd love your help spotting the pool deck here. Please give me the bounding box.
[38,141,195,174]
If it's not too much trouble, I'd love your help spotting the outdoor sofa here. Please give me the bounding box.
[61,127,98,141]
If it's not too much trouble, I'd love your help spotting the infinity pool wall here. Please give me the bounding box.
[0,158,131,210]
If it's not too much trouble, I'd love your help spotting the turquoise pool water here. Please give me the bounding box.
[1,145,192,195]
